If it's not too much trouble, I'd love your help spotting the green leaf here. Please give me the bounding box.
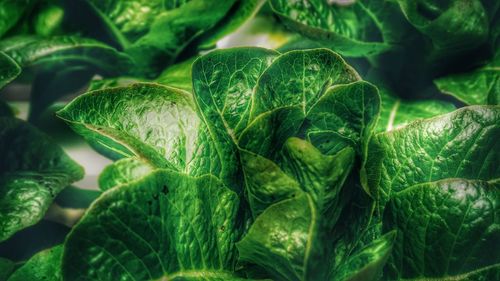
[332,231,395,281]
[270,0,409,57]
[364,106,499,206]
[193,47,279,140]
[376,88,456,132]
[0,51,21,89]
[7,245,62,281]
[0,0,35,37]
[383,179,499,280]
[397,0,489,53]
[434,53,499,105]
[62,170,243,280]
[250,49,359,119]
[0,117,83,242]
[57,83,201,169]
[237,193,317,281]
[98,157,154,191]
[0,35,132,74]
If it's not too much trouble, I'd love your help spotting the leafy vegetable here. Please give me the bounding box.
[0,117,83,242]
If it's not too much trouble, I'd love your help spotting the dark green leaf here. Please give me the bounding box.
[397,0,489,53]
[62,170,243,280]
[0,117,83,241]
[7,245,62,281]
[384,179,499,280]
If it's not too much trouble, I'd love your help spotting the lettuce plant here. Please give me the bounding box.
[0,3,498,280]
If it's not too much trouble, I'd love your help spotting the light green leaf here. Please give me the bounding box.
[62,170,243,281]
[7,245,62,281]
[364,106,500,205]
[376,88,456,132]
[434,53,499,105]
[383,179,499,280]
[57,83,201,169]
[270,0,409,57]
[0,117,83,242]
[98,157,154,191]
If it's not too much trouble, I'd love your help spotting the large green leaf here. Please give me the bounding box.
[364,106,499,206]
[0,117,83,242]
[270,0,409,57]
[57,83,201,169]
[62,170,244,280]
[376,88,456,132]
[7,245,62,281]
[434,52,499,105]
[383,179,499,280]
[85,0,237,76]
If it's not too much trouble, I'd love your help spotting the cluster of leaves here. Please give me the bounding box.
[271,0,499,105]
[0,0,264,121]
[0,1,499,281]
